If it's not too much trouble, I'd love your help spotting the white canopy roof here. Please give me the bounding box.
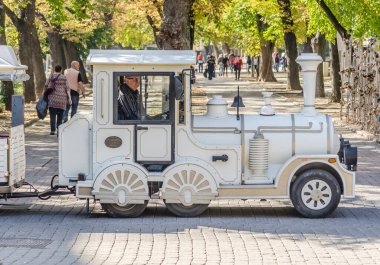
[0,46,29,81]
[86,49,196,66]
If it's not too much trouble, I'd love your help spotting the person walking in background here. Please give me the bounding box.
[234,56,243,81]
[197,52,204,73]
[247,55,252,73]
[207,55,216,80]
[222,54,229,77]
[274,53,280,72]
[229,54,235,73]
[282,54,287,72]
[63,61,86,122]
[217,54,223,76]
[44,65,71,135]
[253,56,259,78]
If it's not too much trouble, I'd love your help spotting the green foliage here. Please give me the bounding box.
[111,1,155,49]
[306,0,380,41]
[1,0,380,63]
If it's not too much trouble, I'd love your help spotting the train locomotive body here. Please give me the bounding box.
[58,50,356,218]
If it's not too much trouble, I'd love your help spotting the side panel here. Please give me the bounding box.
[9,125,25,186]
[176,128,240,184]
[294,115,327,155]
[59,116,91,185]
[136,125,171,162]
[0,138,8,183]
[95,127,133,164]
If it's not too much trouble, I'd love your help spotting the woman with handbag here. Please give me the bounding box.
[44,65,72,135]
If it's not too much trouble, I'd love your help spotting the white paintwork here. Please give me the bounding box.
[59,115,92,185]
[0,138,8,183]
[58,49,354,209]
[296,53,322,116]
[0,46,29,81]
[95,127,132,164]
[176,128,241,183]
[282,154,355,198]
[86,50,196,66]
[136,125,171,162]
[161,161,218,205]
[92,162,150,205]
[9,125,25,186]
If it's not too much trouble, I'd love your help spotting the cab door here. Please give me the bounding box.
[134,74,174,164]
[136,124,172,162]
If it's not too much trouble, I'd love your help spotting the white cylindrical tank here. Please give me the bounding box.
[206,95,228,118]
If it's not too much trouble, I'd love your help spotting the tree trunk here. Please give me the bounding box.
[0,8,5,45]
[284,32,302,90]
[330,38,341,102]
[48,31,67,71]
[156,0,195,50]
[259,41,276,82]
[222,43,230,54]
[312,31,325,97]
[303,36,313,53]
[277,0,302,90]
[63,40,88,83]
[18,25,36,102]
[0,8,14,111]
[316,0,349,40]
[28,2,46,97]
[189,7,195,49]
[0,0,37,102]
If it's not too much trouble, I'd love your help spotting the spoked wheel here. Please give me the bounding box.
[101,201,148,218]
[290,169,341,218]
[165,202,209,217]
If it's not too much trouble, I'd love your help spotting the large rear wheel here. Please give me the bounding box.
[101,201,148,218]
[165,202,209,217]
[291,169,341,218]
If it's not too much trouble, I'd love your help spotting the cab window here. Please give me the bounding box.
[113,73,174,124]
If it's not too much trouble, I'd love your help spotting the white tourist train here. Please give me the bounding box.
[0,47,357,218]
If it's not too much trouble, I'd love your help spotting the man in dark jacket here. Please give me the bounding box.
[222,55,229,77]
[118,76,141,120]
[207,55,216,80]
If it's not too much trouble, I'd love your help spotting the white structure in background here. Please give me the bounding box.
[0,46,29,191]
[56,50,356,219]
[0,46,30,81]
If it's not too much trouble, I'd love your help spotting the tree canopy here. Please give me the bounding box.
[0,0,379,107]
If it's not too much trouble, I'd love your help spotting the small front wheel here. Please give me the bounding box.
[165,202,209,217]
[290,169,341,218]
[101,201,148,218]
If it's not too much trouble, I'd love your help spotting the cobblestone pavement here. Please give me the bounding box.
[0,72,379,265]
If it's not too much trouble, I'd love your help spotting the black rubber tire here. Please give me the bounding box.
[165,202,209,217]
[101,201,148,218]
[290,169,341,218]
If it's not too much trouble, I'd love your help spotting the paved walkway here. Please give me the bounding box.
[0,72,379,264]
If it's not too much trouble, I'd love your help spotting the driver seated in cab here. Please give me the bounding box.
[118,75,143,120]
